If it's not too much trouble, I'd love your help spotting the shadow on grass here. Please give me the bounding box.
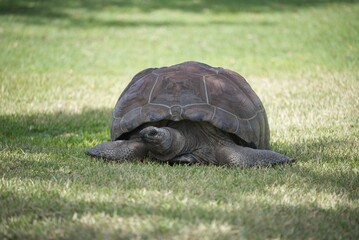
[1,109,358,199]
[1,109,358,238]
[1,0,356,15]
[0,0,357,27]
[0,108,112,141]
[0,14,279,28]
[1,188,357,239]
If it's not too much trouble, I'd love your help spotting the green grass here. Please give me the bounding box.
[0,0,358,239]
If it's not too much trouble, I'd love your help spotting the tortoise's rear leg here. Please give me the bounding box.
[216,144,292,167]
[86,139,148,161]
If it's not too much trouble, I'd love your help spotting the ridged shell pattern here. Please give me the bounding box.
[111,61,270,149]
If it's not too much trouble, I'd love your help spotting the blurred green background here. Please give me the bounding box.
[0,0,358,239]
[1,0,358,76]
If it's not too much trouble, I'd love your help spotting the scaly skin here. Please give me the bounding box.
[87,121,292,167]
[86,139,148,161]
[215,145,292,167]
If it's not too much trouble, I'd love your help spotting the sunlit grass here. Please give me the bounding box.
[1,0,358,239]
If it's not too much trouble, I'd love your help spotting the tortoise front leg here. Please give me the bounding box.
[86,139,148,161]
[216,144,292,167]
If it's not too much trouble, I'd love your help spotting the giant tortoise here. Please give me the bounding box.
[86,61,291,167]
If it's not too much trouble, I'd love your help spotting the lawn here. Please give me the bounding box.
[0,0,358,239]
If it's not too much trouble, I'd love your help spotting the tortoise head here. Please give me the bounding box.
[140,126,185,161]
[140,126,171,145]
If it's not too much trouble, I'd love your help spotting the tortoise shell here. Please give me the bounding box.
[111,61,270,149]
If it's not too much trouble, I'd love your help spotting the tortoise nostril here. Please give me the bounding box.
[148,129,158,137]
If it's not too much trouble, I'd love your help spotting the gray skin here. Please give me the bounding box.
[86,121,291,167]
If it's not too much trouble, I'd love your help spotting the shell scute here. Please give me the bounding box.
[211,107,239,134]
[205,74,257,119]
[153,61,217,75]
[113,73,157,118]
[142,104,170,123]
[149,72,207,106]
[182,105,215,122]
